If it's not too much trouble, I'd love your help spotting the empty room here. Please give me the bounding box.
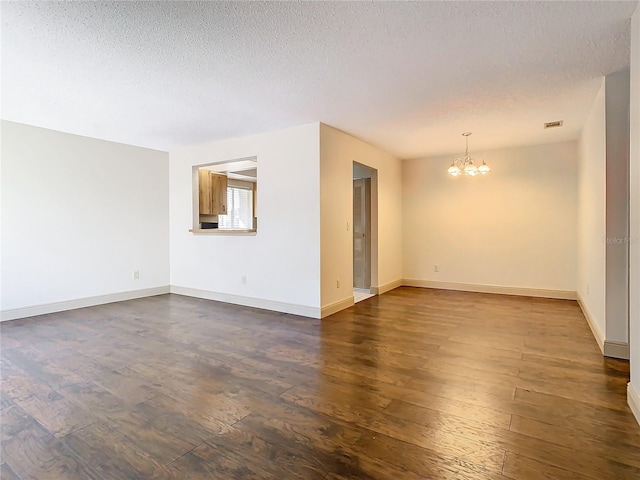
[1,1,640,479]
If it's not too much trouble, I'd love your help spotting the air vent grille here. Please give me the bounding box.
[544,120,563,129]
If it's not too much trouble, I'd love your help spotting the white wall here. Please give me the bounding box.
[578,80,607,342]
[577,70,631,359]
[320,124,403,311]
[403,141,578,295]
[169,123,322,317]
[605,69,631,346]
[0,121,170,320]
[628,2,640,425]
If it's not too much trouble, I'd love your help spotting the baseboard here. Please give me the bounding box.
[170,285,321,319]
[0,286,171,322]
[320,297,355,318]
[403,279,577,300]
[576,294,630,359]
[603,340,630,360]
[371,279,403,295]
[577,293,605,355]
[628,383,640,426]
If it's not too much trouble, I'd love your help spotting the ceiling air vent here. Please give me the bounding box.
[544,120,563,129]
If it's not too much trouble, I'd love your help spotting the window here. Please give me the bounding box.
[219,186,254,230]
[192,156,257,233]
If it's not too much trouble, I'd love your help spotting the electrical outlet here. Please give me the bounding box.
[242,275,247,285]
[434,265,439,273]
[133,270,140,280]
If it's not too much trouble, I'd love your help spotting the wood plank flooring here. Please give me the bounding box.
[1,287,639,479]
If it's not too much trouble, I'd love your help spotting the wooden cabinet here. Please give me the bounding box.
[198,170,228,215]
[210,173,228,215]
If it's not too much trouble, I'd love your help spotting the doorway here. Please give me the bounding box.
[353,178,371,289]
[353,162,376,303]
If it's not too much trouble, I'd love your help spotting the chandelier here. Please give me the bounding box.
[447,132,490,177]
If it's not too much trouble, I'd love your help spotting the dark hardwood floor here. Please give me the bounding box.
[1,288,639,479]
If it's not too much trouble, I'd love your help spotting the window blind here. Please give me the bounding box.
[219,186,253,230]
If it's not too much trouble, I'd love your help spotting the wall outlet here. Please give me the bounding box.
[133,270,140,280]
[337,279,340,288]
[434,265,439,273]
[242,275,247,285]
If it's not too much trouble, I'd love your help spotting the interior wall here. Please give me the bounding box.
[169,122,322,317]
[353,162,374,179]
[628,2,640,424]
[605,68,631,346]
[319,124,403,311]
[403,141,578,294]
[0,121,170,319]
[577,70,631,359]
[577,80,607,339]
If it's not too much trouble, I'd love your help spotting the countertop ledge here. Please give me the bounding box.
[189,229,257,235]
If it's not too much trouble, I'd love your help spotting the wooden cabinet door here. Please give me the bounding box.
[210,173,228,215]
[198,169,214,215]
[199,169,228,215]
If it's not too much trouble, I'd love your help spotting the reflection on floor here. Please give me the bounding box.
[353,288,375,303]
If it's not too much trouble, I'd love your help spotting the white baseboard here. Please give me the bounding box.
[321,297,355,318]
[0,286,171,322]
[603,341,630,360]
[628,383,640,426]
[170,285,321,319]
[403,279,577,300]
[576,294,630,359]
[371,279,403,295]
[577,293,605,355]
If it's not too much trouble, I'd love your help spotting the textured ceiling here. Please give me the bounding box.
[1,1,637,158]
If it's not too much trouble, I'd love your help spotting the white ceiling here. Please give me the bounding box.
[1,1,636,158]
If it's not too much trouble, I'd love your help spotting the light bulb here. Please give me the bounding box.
[478,161,491,174]
[448,164,461,176]
[464,163,478,176]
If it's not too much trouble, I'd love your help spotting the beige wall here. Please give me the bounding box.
[402,141,577,294]
[577,70,631,359]
[605,68,631,346]
[628,2,640,423]
[578,80,607,340]
[319,124,403,310]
